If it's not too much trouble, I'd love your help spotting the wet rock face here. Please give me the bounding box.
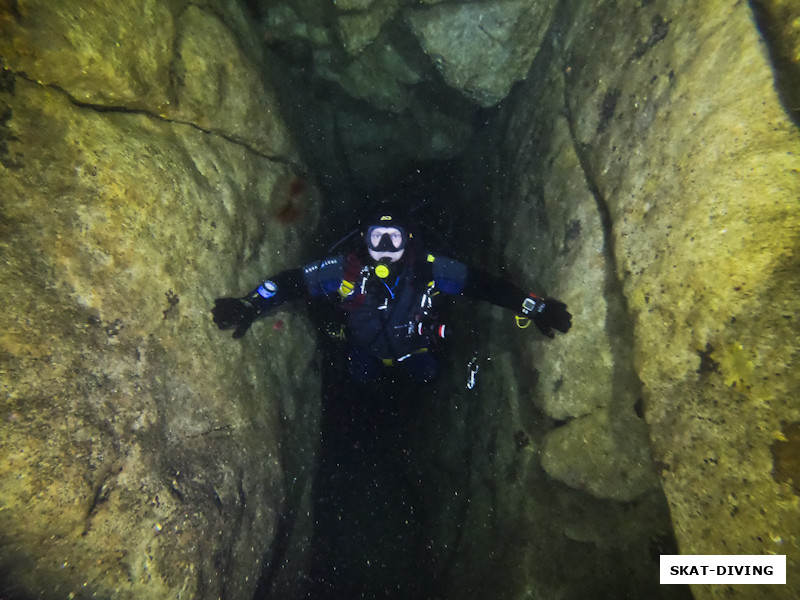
[0,2,320,599]
[561,0,800,585]
[5,0,798,598]
[460,0,800,598]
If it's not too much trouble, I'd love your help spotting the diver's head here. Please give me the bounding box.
[362,212,409,263]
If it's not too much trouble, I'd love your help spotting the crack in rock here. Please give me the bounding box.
[2,66,300,168]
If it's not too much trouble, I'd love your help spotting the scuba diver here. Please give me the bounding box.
[212,209,572,385]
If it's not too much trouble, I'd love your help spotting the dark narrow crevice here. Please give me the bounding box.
[560,55,649,419]
[559,51,674,516]
[254,380,312,598]
[561,75,618,295]
[301,355,436,599]
[749,0,800,128]
[254,504,297,597]
[287,167,474,599]
[426,384,482,599]
[559,46,684,594]
[242,4,690,597]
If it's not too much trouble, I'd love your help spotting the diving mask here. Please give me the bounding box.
[366,226,406,263]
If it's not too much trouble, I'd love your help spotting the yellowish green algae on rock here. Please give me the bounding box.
[1,3,321,598]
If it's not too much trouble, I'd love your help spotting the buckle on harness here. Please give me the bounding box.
[381,347,429,367]
[466,354,479,390]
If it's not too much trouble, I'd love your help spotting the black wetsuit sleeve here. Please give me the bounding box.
[244,267,308,314]
[301,256,347,297]
[434,256,571,337]
[429,254,531,314]
[462,268,530,314]
[243,255,346,317]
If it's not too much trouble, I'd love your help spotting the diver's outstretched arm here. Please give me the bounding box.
[212,254,349,338]
[212,268,306,338]
[462,268,572,338]
[428,255,572,338]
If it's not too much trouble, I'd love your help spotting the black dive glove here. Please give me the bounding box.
[212,297,262,339]
[213,270,304,339]
[522,295,572,338]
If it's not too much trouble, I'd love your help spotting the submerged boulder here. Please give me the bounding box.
[0,2,320,599]
[405,0,558,108]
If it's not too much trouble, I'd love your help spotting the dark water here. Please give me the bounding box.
[305,353,437,599]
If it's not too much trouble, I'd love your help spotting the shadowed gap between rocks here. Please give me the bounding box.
[560,47,653,429]
[239,1,714,597]
[280,169,473,600]
[748,0,800,128]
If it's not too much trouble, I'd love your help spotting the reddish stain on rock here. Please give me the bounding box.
[274,177,308,224]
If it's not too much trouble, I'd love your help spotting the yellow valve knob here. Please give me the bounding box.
[375,264,390,279]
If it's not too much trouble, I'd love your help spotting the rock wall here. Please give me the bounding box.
[258,0,559,196]
[436,0,800,598]
[0,2,320,599]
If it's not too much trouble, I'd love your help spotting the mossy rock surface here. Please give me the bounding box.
[1,4,320,598]
[439,0,800,598]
